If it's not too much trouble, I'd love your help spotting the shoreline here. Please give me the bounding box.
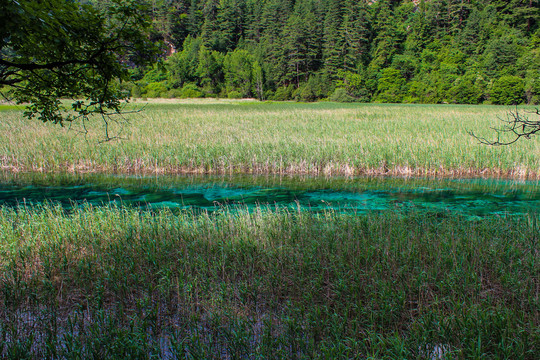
[1,163,539,180]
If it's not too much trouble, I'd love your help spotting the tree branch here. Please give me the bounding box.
[469,107,540,146]
[0,58,89,72]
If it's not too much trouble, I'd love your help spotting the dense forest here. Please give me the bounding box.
[124,0,539,104]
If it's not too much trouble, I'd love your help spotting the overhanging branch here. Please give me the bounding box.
[0,58,89,72]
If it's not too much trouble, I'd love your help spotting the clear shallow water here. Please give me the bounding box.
[0,173,538,217]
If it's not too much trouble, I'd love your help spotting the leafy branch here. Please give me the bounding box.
[0,0,159,141]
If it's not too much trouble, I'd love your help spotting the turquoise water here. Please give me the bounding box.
[0,173,538,217]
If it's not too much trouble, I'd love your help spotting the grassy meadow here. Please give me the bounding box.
[0,100,539,358]
[0,100,538,178]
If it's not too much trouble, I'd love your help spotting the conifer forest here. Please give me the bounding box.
[130,0,539,105]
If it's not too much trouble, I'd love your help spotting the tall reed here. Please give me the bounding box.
[1,204,537,358]
[1,101,538,177]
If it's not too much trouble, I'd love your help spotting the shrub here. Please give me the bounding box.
[375,67,406,103]
[336,70,370,101]
[491,76,525,105]
[201,84,220,97]
[227,90,242,99]
[130,85,142,98]
[264,90,275,100]
[449,79,483,104]
[524,70,540,104]
[167,89,183,98]
[273,85,295,101]
[144,82,168,98]
[329,88,355,103]
[179,83,204,98]
[294,84,317,102]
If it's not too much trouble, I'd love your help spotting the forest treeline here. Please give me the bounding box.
[124,0,539,104]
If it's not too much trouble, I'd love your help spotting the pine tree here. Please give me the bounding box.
[322,0,344,80]
[215,0,245,52]
[165,0,195,48]
[339,0,371,71]
[404,0,432,54]
[259,0,294,86]
[280,12,319,87]
[200,0,220,49]
[243,0,266,44]
[492,0,539,33]
[187,0,204,36]
[458,7,490,56]
[140,0,540,104]
[445,0,473,34]
[369,0,402,72]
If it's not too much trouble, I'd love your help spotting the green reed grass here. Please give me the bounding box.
[0,100,538,177]
[0,204,538,358]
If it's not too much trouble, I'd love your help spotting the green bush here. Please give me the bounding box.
[328,88,355,103]
[223,49,254,98]
[201,84,220,97]
[491,76,525,105]
[144,82,168,98]
[141,66,168,83]
[376,68,406,103]
[179,83,204,98]
[167,89,183,98]
[449,79,483,104]
[227,90,242,99]
[264,90,275,100]
[336,70,370,101]
[272,85,295,101]
[404,81,425,104]
[524,70,540,104]
[294,84,317,102]
[131,85,142,98]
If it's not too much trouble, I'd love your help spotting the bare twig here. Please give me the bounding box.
[469,107,540,146]
[63,102,147,143]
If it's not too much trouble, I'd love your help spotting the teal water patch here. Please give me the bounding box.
[0,173,538,217]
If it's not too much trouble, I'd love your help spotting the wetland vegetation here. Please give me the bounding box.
[0,102,538,358]
[0,203,538,358]
[1,101,539,178]
[2,0,539,357]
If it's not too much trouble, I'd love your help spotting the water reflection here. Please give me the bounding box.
[0,173,538,217]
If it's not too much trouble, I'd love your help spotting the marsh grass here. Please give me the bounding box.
[0,204,538,358]
[0,101,538,178]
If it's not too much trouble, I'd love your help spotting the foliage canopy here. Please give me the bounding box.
[133,0,539,106]
[0,0,158,131]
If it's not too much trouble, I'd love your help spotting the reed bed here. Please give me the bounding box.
[0,204,538,358]
[0,100,538,178]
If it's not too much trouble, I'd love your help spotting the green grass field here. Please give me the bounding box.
[0,205,538,358]
[1,100,538,177]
